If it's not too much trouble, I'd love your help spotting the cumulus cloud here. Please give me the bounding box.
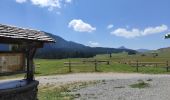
[111,28,141,38]
[68,19,96,33]
[107,24,114,29]
[16,0,27,3]
[16,0,73,11]
[88,41,100,47]
[30,0,61,10]
[142,25,168,36]
[111,25,168,38]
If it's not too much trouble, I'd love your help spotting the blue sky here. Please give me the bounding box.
[0,0,170,50]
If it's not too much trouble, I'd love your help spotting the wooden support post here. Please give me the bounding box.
[26,51,30,81]
[136,60,139,72]
[69,60,71,72]
[94,59,97,72]
[26,46,36,82]
[166,61,169,72]
[0,66,2,73]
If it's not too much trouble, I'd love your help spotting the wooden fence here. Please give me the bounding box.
[82,59,110,65]
[120,60,170,72]
[64,59,110,72]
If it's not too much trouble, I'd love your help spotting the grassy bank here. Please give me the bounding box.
[38,81,99,100]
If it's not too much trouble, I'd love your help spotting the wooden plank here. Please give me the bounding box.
[64,62,83,64]
[0,52,25,74]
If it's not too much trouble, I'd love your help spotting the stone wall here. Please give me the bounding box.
[0,80,39,100]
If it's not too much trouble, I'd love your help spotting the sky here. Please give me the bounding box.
[0,0,170,50]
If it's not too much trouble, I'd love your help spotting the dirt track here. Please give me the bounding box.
[36,73,170,86]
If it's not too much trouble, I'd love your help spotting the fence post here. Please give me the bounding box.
[136,60,139,72]
[94,59,97,72]
[129,60,131,65]
[69,60,71,72]
[107,61,110,65]
[166,61,169,72]
[155,63,157,67]
[109,53,112,59]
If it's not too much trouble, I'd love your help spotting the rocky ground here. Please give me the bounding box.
[70,75,170,100]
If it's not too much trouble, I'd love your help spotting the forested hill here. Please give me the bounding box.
[35,32,137,59]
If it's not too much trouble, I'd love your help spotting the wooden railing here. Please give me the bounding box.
[64,59,110,72]
[119,60,170,72]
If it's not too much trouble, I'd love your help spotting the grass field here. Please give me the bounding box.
[33,52,170,76]
[35,58,135,76]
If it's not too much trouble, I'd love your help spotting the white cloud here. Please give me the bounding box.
[88,41,100,47]
[68,19,96,33]
[16,0,27,3]
[107,24,114,29]
[111,28,141,38]
[30,0,61,10]
[142,25,168,36]
[16,0,73,11]
[111,25,168,38]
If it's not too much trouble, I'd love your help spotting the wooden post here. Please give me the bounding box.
[166,61,169,72]
[94,59,97,72]
[26,46,36,82]
[129,60,131,65]
[0,66,2,73]
[69,60,71,72]
[107,61,110,65]
[26,51,30,81]
[136,60,139,72]
[109,53,112,59]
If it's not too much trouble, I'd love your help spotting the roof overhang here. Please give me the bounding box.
[0,24,55,48]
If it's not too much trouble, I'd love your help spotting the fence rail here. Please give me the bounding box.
[82,60,110,65]
[64,59,110,72]
[119,60,170,72]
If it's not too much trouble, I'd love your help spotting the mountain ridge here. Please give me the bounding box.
[35,32,137,58]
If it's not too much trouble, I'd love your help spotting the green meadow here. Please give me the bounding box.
[34,52,170,76]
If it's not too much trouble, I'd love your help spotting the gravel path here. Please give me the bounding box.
[36,73,170,100]
[36,73,170,85]
[1,73,170,100]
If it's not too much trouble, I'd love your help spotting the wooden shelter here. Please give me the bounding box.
[0,24,55,81]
